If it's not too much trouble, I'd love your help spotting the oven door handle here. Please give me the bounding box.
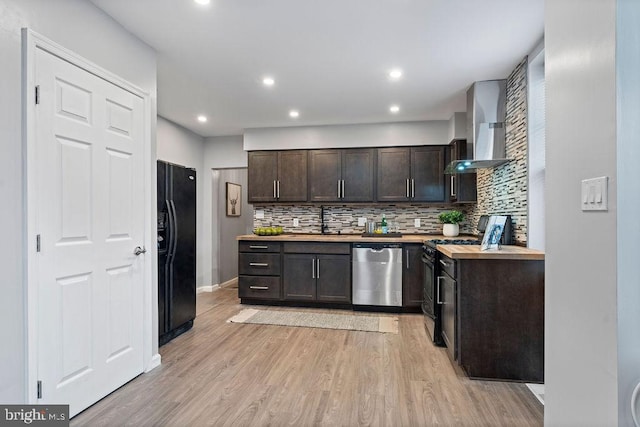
[436,276,443,304]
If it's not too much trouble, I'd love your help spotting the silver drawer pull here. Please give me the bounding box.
[249,286,269,290]
[249,262,269,267]
[439,259,449,267]
[249,245,269,249]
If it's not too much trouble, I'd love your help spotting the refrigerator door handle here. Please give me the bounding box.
[166,200,174,259]
[169,200,179,258]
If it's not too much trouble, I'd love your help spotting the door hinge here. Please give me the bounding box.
[37,380,42,399]
[35,85,40,105]
[36,234,41,252]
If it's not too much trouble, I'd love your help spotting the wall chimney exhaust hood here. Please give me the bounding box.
[445,79,511,174]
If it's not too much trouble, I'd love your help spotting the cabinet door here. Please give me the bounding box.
[449,140,477,203]
[248,151,278,202]
[402,245,423,307]
[316,254,351,303]
[309,150,341,202]
[441,271,457,361]
[283,254,316,300]
[411,146,446,202]
[342,148,375,202]
[376,147,411,202]
[277,150,308,202]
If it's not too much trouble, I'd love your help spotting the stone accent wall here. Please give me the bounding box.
[468,57,529,244]
[253,204,476,235]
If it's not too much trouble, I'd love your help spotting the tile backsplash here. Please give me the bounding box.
[253,204,476,235]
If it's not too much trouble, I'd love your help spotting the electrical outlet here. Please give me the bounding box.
[357,217,367,227]
[293,218,299,227]
[255,209,264,219]
[414,218,421,228]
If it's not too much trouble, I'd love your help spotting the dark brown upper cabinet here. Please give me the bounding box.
[308,148,374,202]
[376,146,446,202]
[448,139,477,203]
[248,150,308,203]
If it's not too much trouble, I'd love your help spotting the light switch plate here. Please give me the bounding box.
[414,218,421,228]
[581,176,608,211]
[293,218,299,227]
[255,209,265,219]
[357,217,367,227]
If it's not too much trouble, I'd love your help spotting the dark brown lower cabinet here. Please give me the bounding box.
[402,244,423,307]
[454,258,544,382]
[283,243,351,303]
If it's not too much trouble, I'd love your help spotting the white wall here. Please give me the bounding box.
[0,0,157,403]
[616,0,640,424]
[244,121,448,151]
[545,0,619,424]
[156,116,207,287]
[203,136,247,287]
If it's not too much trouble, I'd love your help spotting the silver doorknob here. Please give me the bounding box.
[134,246,147,256]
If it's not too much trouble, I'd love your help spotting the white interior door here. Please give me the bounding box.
[34,46,145,417]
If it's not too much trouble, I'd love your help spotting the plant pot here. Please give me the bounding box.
[443,223,459,237]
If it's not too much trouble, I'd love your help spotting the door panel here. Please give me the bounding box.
[247,151,277,202]
[277,150,307,201]
[342,149,374,202]
[36,47,145,417]
[309,150,341,202]
[316,254,351,303]
[411,146,446,202]
[283,254,315,300]
[376,147,410,201]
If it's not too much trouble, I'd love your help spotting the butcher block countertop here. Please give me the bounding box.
[437,244,545,260]
[237,233,457,244]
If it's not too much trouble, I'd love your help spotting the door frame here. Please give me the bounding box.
[22,29,160,403]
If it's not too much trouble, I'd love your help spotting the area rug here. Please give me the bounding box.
[227,308,398,334]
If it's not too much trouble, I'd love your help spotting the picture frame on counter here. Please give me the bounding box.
[481,215,508,250]
[226,182,242,217]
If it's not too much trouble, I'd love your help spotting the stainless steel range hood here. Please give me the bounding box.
[445,80,511,173]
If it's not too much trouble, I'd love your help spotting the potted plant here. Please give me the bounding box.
[438,210,464,237]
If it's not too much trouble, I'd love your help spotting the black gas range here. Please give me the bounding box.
[421,238,480,346]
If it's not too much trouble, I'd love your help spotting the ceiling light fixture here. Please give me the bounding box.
[194,0,211,5]
[197,115,208,123]
[289,110,299,118]
[389,105,400,113]
[262,77,275,86]
[389,69,403,80]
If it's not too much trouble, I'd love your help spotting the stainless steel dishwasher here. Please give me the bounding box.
[352,243,403,306]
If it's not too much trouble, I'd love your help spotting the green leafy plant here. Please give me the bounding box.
[438,210,464,224]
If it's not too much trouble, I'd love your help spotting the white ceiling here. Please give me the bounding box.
[89,0,543,137]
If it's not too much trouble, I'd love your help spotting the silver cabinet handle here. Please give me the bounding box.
[436,277,443,304]
[134,246,146,256]
[439,259,448,267]
[273,180,277,198]
[249,245,269,249]
[341,180,345,199]
[406,179,410,198]
[411,179,415,198]
[249,286,269,290]
[249,262,269,267]
[316,259,320,279]
[277,180,280,198]
[337,180,341,198]
[406,249,409,269]
[450,175,456,197]
[312,259,316,279]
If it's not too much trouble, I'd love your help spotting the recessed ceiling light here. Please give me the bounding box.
[389,105,400,113]
[289,110,299,118]
[262,77,275,86]
[389,69,403,80]
[197,115,208,123]
[194,0,210,5]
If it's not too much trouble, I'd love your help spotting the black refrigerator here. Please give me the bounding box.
[157,160,196,346]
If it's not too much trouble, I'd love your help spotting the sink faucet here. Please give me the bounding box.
[321,205,329,234]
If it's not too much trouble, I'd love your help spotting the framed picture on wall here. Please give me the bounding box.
[226,182,241,217]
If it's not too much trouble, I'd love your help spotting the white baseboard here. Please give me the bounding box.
[197,284,219,293]
[145,353,161,372]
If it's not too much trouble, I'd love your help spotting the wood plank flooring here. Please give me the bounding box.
[71,286,543,426]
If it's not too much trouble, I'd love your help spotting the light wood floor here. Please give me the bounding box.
[71,286,543,426]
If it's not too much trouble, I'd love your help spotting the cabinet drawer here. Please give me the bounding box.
[238,276,281,300]
[283,242,351,254]
[439,254,456,278]
[239,253,281,275]
[239,241,281,253]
